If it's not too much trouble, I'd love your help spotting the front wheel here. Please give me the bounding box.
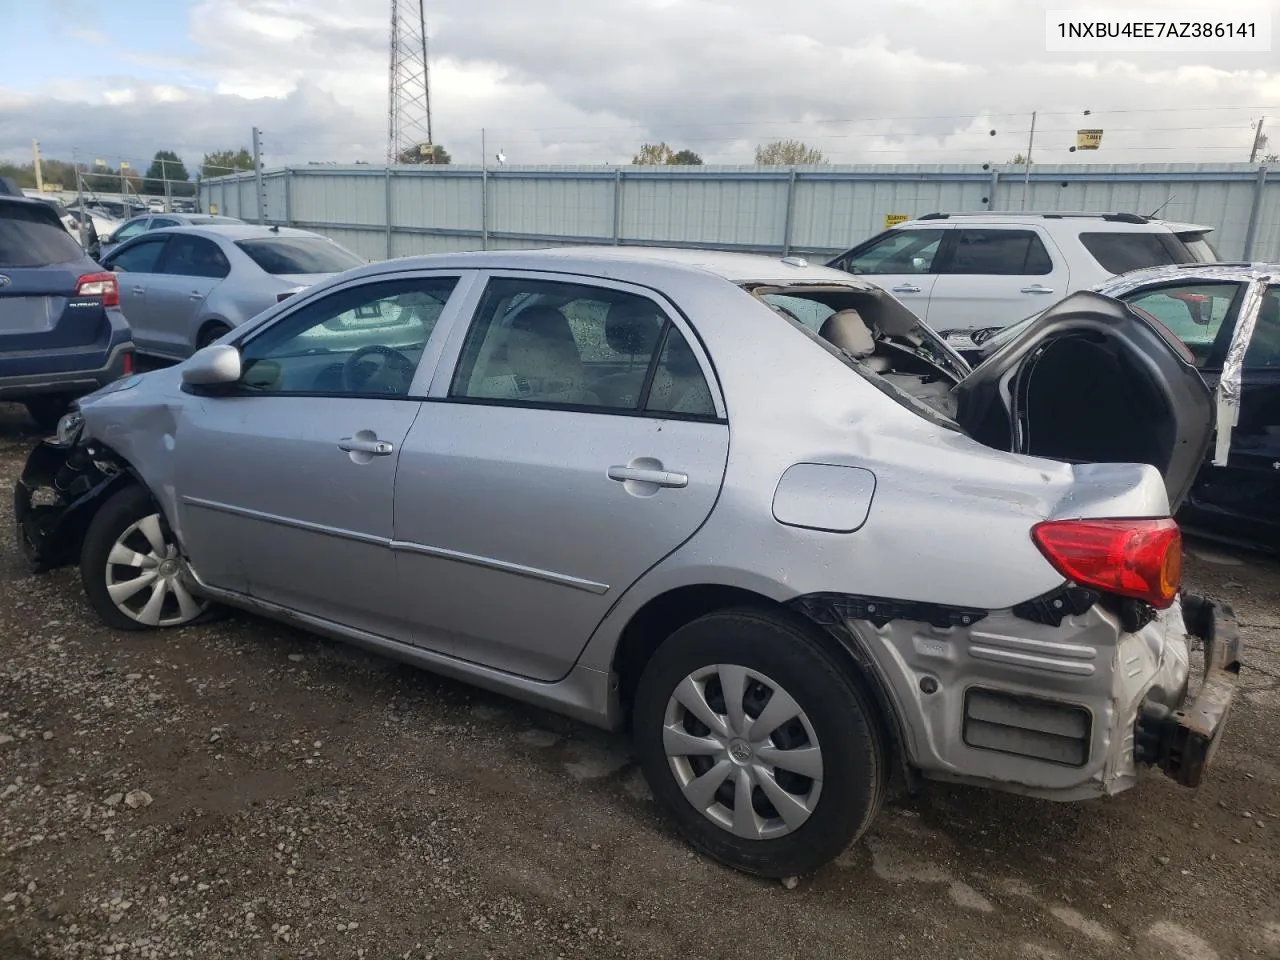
[80,485,213,631]
[24,395,74,432]
[196,322,232,350]
[633,607,887,877]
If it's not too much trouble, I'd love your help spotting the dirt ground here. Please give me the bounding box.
[1,402,1279,960]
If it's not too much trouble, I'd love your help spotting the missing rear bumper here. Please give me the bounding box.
[1134,592,1241,788]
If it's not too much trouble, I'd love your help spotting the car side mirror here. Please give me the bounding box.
[182,344,242,386]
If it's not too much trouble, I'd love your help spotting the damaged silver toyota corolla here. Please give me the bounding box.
[14,247,1241,878]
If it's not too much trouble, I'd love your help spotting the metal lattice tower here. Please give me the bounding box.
[387,0,433,164]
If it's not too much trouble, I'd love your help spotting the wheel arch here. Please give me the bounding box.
[609,582,910,789]
[195,316,234,350]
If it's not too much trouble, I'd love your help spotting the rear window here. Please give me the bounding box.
[1079,232,1199,274]
[0,203,84,267]
[235,237,364,275]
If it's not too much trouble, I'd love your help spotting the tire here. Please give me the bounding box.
[23,395,73,432]
[79,484,214,632]
[196,322,231,350]
[633,607,886,877]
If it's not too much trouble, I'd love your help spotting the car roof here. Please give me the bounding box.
[900,211,1215,233]
[144,223,327,242]
[354,245,879,287]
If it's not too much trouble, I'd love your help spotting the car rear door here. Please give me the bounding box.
[925,226,1070,333]
[827,227,951,320]
[101,235,171,353]
[145,234,231,357]
[391,271,731,682]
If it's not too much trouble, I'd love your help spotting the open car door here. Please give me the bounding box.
[951,291,1215,513]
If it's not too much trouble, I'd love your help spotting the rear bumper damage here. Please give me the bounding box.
[1135,593,1241,788]
[796,588,1240,801]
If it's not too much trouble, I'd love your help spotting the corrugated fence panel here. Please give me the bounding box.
[201,163,1279,264]
[488,175,613,240]
[291,171,386,227]
[622,173,789,247]
[307,226,387,262]
[391,172,483,232]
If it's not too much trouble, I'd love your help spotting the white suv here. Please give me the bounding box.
[826,212,1219,333]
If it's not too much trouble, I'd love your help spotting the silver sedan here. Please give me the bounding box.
[99,224,366,360]
[15,247,1240,878]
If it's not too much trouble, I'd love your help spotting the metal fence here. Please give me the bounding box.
[200,161,1280,264]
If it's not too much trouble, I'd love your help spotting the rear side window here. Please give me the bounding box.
[158,235,231,279]
[941,229,1053,275]
[0,203,84,267]
[236,237,364,275]
[1079,232,1197,274]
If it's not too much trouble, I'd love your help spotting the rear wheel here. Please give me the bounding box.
[23,395,74,432]
[80,485,212,631]
[633,607,886,877]
[196,322,232,350]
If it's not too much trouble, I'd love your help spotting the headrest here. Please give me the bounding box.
[509,305,576,347]
[605,300,663,355]
[818,308,876,358]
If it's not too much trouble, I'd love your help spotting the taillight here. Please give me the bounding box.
[121,350,134,375]
[1031,518,1182,609]
[76,272,119,307]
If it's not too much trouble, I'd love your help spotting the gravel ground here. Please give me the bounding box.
[1,401,1279,960]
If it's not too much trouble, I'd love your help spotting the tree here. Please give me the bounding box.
[754,139,826,165]
[1008,153,1030,165]
[397,143,452,165]
[143,150,190,195]
[201,148,254,179]
[632,143,703,165]
[632,142,675,164]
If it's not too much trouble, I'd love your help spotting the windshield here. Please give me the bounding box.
[236,237,364,275]
[0,203,84,267]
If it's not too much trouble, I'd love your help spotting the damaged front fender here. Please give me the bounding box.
[13,438,134,572]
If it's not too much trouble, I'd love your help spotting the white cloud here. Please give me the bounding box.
[1,0,1278,169]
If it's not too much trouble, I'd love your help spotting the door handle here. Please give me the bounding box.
[338,437,395,456]
[891,284,921,294]
[608,465,688,488]
[131,287,146,295]
[1020,285,1055,294]
[189,291,203,299]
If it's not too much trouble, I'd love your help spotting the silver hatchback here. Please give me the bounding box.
[14,247,1240,877]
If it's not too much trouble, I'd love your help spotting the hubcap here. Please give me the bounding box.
[662,664,824,841]
[104,513,209,627]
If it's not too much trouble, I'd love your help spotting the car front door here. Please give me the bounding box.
[391,272,731,682]
[828,227,950,320]
[102,235,172,352]
[146,234,231,358]
[925,227,1070,332]
[173,270,470,636]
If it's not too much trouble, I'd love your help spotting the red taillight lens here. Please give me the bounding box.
[121,350,134,375]
[1031,518,1182,609]
[76,272,119,307]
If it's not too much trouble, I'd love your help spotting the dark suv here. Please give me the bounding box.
[0,191,135,429]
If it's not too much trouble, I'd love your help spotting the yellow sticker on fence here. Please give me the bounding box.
[884,214,910,228]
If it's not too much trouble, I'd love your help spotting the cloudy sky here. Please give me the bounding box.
[1,0,1278,172]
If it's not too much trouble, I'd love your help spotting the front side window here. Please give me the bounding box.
[942,229,1053,275]
[450,276,715,416]
[158,235,231,279]
[839,229,946,275]
[106,236,170,274]
[1243,286,1280,368]
[1122,281,1241,369]
[236,276,459,396]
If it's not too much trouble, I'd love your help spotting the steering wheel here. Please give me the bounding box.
[342,344,416,394]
